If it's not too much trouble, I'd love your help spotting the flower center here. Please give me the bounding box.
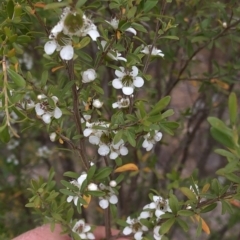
[56,32,71,46]
[76,224,84,233]
[122,75,133,86]
[100,133,110,144]
[64,12,84,33]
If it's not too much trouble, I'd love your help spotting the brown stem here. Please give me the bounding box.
[105,207,111,240]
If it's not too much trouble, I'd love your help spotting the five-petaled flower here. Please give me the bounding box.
[123,217,148,240]
[112,66,144,95]
[72,219,95,239]
[98,183,118,209]
[142,131,163,151]
[141,45,164,57]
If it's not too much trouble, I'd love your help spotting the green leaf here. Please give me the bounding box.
[127,6,137,19]
[44,2,68,9]
[78,37,91,49]
[87,165,97,181]
[180,187,197,200]
[214,149,237,161]
[228,92,237,125]
[210,128,235,149]
[225,173,240,184]
[125,130,136,147]
[59,189,75,196]
[178,210,194,216]
[113,130,123,144]
[131,23,148,33]
[177,218,189,232]
[94,167,112,181]
[0,125,10,143]
[41,70,48,87]
[143,0,158,12]
[7,68,26,87]
[169,194,179,214]
[200,203,217,213]
[76,0,87,8]
[161,109,174,119]
[149,96,171,116]
[159,35,179,40]
[63,171,79,179]
[160,217,175,234]
[7,0,14,18]
[221,200,233,214]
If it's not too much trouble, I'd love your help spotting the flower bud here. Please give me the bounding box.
[93,99,103,108]
[110,180,117,187]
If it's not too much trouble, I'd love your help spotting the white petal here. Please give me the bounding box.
[112,79,123,89]
[153,196,162,202]
[67,196,73,202]
[83,128,93,137]
[83,225,91,232]
[42,113,52,124]
[133,77,144,88]
[44,41,57,55]
[79,233,87,239]
[139,211,150,219]
[50,132,57,142]
[35,103,44,116]
[149,202,157,209]
[109,180,117,187]
[115,67,125,78]
[117,56,127,62]
[123,226,132,235]
[89,135,100,145]
[87,29,100,41]
[155,209,165,218]
[53,107,62,119]
[82,69,97,83]
[74,197,79,206]
[109,195,118,204]
[60,45,74,60]
[98,145,110,156]
[146,143,153,151]
[120,146,128,156]
[126,27,137,35]
[87,232,95,239]
[154,132,163,141]
[131,66,138,77]
[51,22,63,34]
[51,96,58,103]
[112,102,119,108]
[122,86,134,95]
[101,40,107,49]
[134,231,143,240]
[99,199,109,209]
[110,151,119,159]
[77,173,87,186]
[142,139,149,148]
[93,99,103,108]
[88,183,98,191]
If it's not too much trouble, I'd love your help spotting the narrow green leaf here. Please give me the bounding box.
[180,187,197,200]
[159,217,175,234]
[178,210,194,216]
[177,218,189,232]
[94,167,112,181]
[149,96,171,116]
[113,130,123,144]
[7,68,26,87]
[169,194,179,214]
[228,92,237,125]
[125,130,136,147]
[0,125,10,143]
[63,171,79,179]
[200,203,217,213]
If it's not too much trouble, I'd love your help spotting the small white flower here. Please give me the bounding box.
[50,132,57,142]
[98,183,118,209]
[141,45,164,57]
[142,131,162,151]
[109,139,128,159]
[153,226,162,240]
[101,40,127,62]
[82,69,97,83]
[88,183,98,191]
[112,66,144,95]
[106,17,137,35]
[72,219,95,239]
[112,97,130,109]
[109,180,117,188]
[67,173,87,206]
[123,217,148,240]
[92,99,103,108]
[35,96,62,124]
[81,114,91,123]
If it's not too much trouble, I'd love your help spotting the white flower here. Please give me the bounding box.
[123,217,148,240]
[109,180,117,188]
[72,219,95,239]
[61,7,99,40]
[144,196,172,218]
[92,99,103,108]
[101,40,127,62]
[109,139,128,159]
[67,173,87,206]
[98,183,118,209]
[142,131,162,151]
[112,97,130,109]
[50,132,57,142]
[82,69,97,83]
[141,45,164,57]
[88,183,98,191]
[44,31,74,60]
[106,17,137,35]
[35,96,62,124]
[112,66,144,95]
[153,226,162,240]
